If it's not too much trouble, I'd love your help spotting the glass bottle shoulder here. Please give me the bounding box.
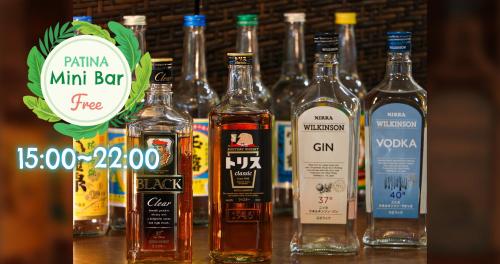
[173,79,220,117]
[293,78,360,119]
[365,78,427,117]
[128,105,192,136]
[339,74,366,99]
[271,75,308,119]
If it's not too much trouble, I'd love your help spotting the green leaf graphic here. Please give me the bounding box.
[125,53,151,110]
[23,96,60,122]
[109,101,144,127]
[72,21,116,44]
[26,47,45,98]
[54,122,109,140]
[108,21,141,71]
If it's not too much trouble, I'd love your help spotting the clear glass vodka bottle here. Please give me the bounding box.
[336,12,368,204]
[290,32,360,255]
[127,59,193,262]
[108,15,148,232]
[272,12,308,215]
[209,53,273,262]
[174,15,219,225]
[236,14,271,109]
[363,32,427,248]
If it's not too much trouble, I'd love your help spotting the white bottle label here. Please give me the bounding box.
[298,106,350,224]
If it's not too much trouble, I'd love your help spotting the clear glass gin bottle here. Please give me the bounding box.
[174,14,219,225]
[335,12,368,204]
[271,12,309,215]
[127,59,193,262]
[363,32,427,248]
[108,15,148,232]
[236,14,271,108]
[209,53,273,263]
[72,15,109,237]
[290,32,360,255]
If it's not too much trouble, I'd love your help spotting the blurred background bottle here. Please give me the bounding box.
[236,14,271,108]
[72,15,109,237]
[174,14,219,225]
[271,12,308,215]
[107,15,147,231]
[335,12,367,205]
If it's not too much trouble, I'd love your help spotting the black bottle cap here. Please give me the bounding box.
[314,32,339,53]
[151,58,173,84]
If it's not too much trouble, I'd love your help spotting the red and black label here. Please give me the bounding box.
[220,129,272,203]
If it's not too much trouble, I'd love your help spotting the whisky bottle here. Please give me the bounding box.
[271,12,308,215]
[363,32,427,248]
[108,15,147,232]
[290,32,360,255]
[72,15,109,237]
[174,14,219,225]
[236,14,271,108]
[127,59,193,262]
[335,12,367,205]
[209,53,273,262]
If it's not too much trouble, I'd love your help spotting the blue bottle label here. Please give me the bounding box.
[370,103,423,219]
[277,121,292,184]
[108,128,126,207]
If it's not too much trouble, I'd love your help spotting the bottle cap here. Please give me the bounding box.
[387,31,411,52]
[73,16,92,23]
[123,15,147,26]
[314,32,339,53]
[284,12,306,23]
[237,14,258,26]
[151,58,173,84]
[227,53,253,65]
[184,15,206,27]
[335,12,356,25]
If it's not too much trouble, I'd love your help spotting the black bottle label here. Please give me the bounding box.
[220,129,272,203]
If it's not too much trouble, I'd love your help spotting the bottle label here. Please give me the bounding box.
[108,128,127,208]
[298,106,350,224]
[221,129,272,203]
[276,120,293,185]
[139,132,182,251]
[370,103,423,219]
[73,133,108,220]
[358,112,366,190]
[192,118,209,197]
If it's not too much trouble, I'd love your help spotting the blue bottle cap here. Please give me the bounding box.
[73,16,92,23]
[387,31,411,52]
[184,15,206,27]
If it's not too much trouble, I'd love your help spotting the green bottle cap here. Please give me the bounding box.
[237,14,258,26]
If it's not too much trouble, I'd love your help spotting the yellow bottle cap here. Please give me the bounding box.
[335,12,357,25]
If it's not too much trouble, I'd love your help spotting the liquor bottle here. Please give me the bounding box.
[108,15,147,232]
[363,32,427,248]
[209,53,273,262]
[174,14,219,225]
[271,12,308,215]
[72,15,109,237]
[236,14,271,108]
[335,12,367,205]
[290,32,360,255]
[127,59,193,262]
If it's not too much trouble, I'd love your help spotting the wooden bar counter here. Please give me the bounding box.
[73,211,426,263]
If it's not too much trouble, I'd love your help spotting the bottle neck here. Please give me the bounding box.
[338,24,358,76]
[145,84,173,106]
[181,26,207,81]
[127,25,147,54]
[312,53,339,81]
[236,26,261,80]
[385,52,413,80]
[225,64,255,102]
[282,21,307,78]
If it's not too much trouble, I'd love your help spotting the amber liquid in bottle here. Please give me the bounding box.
[209,113,273,262]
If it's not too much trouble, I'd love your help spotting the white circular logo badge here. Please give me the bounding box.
[41,35,131,126]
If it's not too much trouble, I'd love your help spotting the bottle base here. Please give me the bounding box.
[363,234,427,249]
[127,251,191,263]
[290,234,359,256]
[210,251,271,263]
[73,219,108,237]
